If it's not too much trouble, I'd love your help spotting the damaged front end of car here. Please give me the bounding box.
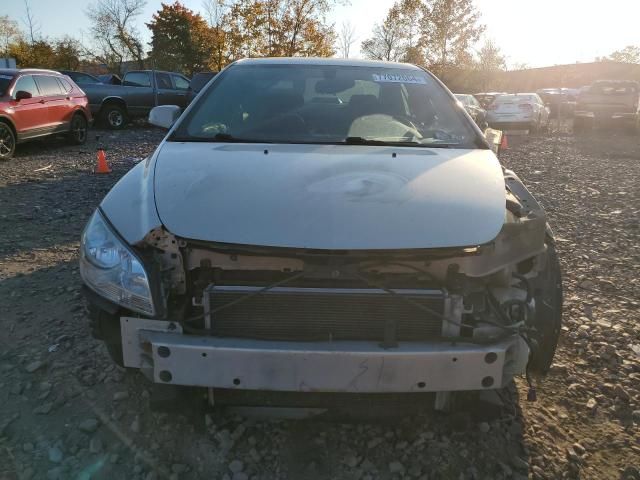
[83,166,561,411]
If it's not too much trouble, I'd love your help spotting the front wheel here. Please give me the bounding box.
[0,122,16,160]
[101,104,128,130]
[529,237,563,373]
[67,113,88,145]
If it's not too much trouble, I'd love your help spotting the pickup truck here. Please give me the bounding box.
[80,70,190,129]
[574,80,640,132]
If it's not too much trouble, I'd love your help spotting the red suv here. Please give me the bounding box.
[0,68,92,160]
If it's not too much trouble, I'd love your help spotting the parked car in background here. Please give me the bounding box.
[574,80,640,132]
[0,68,91,160]
[455,93,488,129]
[474,92,506,109]
[80,70,190,129]
[536,88,578,118]
[187,71,217,104]
[81,58,562,413]
[58,70,103,86]
[487,93,550,131]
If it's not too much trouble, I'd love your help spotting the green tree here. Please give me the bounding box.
[8,38,55,68]
[147,1,213,76]
[608,45,640,64]
[53,36,86,70]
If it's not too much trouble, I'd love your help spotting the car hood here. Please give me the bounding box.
[153,142,506,250]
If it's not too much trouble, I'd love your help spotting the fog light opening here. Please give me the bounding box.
[233,378,241,386]
[482,376,494,388]
[485,352,498,364]
[159,370,172,382]
[417,381,426,389]
[157,346,171,358]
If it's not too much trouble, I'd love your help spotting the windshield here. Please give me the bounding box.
[171,64,481,148]
[0,75,13,96]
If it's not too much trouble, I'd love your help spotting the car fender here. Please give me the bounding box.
[100,96,128,112]
[99,146,163,245]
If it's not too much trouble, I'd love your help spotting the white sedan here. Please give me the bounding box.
[487,93,550,131]
[79,58,562,412]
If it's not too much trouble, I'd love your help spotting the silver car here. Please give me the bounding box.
[487,93,551,131]
[80,58,562,412]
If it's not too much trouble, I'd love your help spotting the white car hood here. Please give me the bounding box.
[153,142,506,250]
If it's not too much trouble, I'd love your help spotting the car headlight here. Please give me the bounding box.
[80,210,156,316]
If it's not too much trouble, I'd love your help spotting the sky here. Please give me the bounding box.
[3,0,640,68]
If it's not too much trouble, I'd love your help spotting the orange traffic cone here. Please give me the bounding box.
[95,149,111,174]
[499,133,509,151]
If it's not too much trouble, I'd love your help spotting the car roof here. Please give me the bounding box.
[0,68,62,76]
[233,57,423,70]
[125,70,187,75]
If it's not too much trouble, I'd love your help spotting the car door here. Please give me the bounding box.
[154,72,177,107]
[34,75,69,132]
[9,74,49,138]
[170,74,190,108]
[122,71,154,116]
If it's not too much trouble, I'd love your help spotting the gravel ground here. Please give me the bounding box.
[0,126,638,480]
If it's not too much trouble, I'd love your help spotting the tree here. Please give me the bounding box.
[9,38,55,68]
[87,0,147,71]
[361,7,404,62]
[262,0,336,57]
[0,15,20,57]
[421,0,484,70]
[224,0,336,61]
[22,0,40,44]
[53,36,87,70]
[202,0,229,71]
[608,45,640,64]
[338,21,356,58]
[147,2,213,76]
[475,39,505,91]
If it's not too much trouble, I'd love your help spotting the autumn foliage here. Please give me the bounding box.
[147,0,335,74]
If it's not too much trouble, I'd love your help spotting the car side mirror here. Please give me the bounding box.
[15,90,32,101]
[149,105,181,129]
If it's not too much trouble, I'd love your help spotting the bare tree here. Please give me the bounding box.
[87,0,147,71]
[22,0,40,44]
[361,19,403,62]
[338,21,356,58]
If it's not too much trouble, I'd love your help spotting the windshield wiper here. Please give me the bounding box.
[343,137,458,148]
[169,133,273,143]
[343,136,421,146]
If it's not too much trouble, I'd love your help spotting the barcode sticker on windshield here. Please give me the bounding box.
[372,73,427,84]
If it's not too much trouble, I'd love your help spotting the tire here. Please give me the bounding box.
[101,104,128,130]
[87,302,124,367]
[529,236,563,373]
[67,113,88,145]
[105,341,124,368]
[0,121,16,160]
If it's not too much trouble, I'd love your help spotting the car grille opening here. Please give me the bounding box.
[204,285,445,342]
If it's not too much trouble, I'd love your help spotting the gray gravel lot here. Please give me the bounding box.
[0,126,639,480]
